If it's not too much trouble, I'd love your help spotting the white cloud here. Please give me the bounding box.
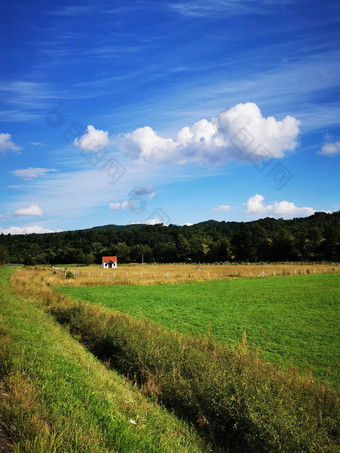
[214,204,232,211]
[31,142,45,146]
[246,194,315,218]
[74,125,109,151]
[183,222,193,226]
[12,167,56,179]
[145,218,163,225]
[0,226,61,235]
[109,202,122,210]
[119,103,300,166]
[318,141,340,157]
[0,133,21,154]
[14,204,43,216]
[246,194,269,214]
[109,201,130,210]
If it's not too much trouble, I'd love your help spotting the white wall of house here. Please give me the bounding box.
[102,261,117,268]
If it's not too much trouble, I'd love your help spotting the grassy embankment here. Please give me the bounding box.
[0,267,210,452]
[59,273,340,388]
[10,267,340,452]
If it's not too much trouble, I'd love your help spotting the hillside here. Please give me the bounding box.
[0,211,339,265]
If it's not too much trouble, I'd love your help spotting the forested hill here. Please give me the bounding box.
[0,211,339,265]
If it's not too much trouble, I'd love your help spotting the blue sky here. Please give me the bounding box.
[0,0,339,233]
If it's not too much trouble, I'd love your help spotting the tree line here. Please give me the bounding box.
[0,211,339,265]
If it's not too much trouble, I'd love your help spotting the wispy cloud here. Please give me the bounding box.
[168,0,292,17]
[0,81,60,122]
[12,167,57,180]
[49,5,92,17]
[0,81,58,109]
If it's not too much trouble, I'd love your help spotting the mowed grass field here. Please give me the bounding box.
[59,273,340,388]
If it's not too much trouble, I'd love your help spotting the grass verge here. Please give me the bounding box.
[0,267,210,452]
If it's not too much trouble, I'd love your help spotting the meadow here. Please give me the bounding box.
[7,266,340,452]
[59,273,340,388]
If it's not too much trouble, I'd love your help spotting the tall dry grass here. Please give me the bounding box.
[46,262,339,287]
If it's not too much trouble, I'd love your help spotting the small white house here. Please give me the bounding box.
[102,256,117,268]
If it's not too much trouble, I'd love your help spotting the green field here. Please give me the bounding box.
[59,274,340,387]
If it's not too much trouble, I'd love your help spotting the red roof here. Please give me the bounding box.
[102,256,117,263]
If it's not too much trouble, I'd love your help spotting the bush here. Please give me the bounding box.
[65,271,75,279]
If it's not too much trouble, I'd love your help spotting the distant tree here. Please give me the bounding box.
[176,234,191,261]
[0,245,8,264]
[153,241,177,262]
[85,253,95,265]
[130,244,152,263]
[189,236,205,262]
[271,230,296,261]
[305,227,322,259]
[231,224,271,262]
[23,255,36,266]
[115,242,130,263]
[208,238,232,262]
[319,224,340,261]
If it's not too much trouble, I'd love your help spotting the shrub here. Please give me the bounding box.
[65,271,75,279]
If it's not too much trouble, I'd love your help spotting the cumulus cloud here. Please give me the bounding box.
[119,103,300,166]
[14,204,43,216]
[74,125,109,151]
[145,218,163,225]
[214,204,232,211]
[109,201,130,210]
[246,194,315,218]
[0,133,21,154]
[318,141,340,157]
[109,202,122,210]
[12,167,56,179]
[0,226,61,235]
